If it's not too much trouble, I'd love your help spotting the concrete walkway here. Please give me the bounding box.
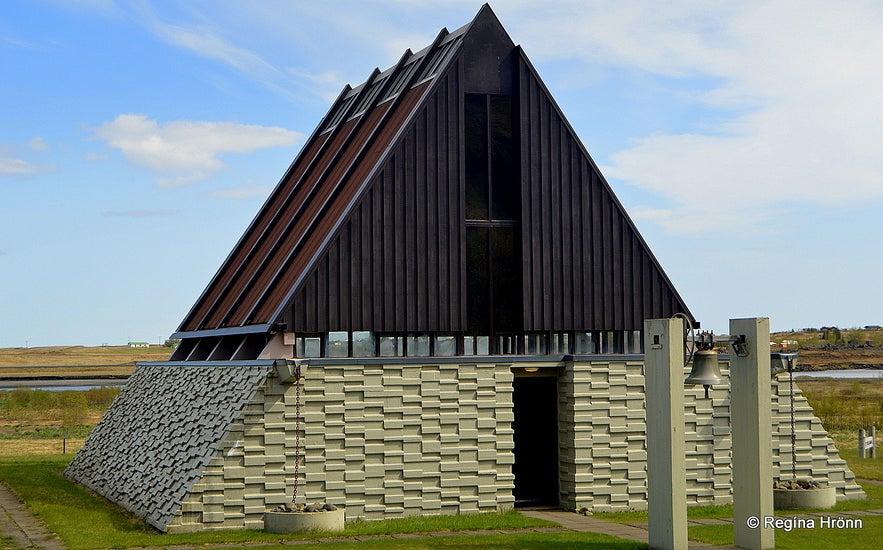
[0,483,64,549]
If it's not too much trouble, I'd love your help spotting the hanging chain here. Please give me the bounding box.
[788,364,797,481]
[292,364,302,504]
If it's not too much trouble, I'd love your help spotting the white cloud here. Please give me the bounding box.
[93,114,302,188]
[0,155,41,176]
[28,137,49,151]
[133,3,313,101]
[498,0,883,233]
[285,67,347,103]
[145,17,278,81]
[0,141,54,176]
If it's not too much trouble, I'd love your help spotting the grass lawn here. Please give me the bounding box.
[0,455,647,549]
[827,431,883,481]
[688,518,883,550]
[796,377,883,434]
[595,481,883,548]
[687,481,883,547]
[240,533,646,549]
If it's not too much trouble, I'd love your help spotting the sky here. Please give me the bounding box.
[2,0,882,348]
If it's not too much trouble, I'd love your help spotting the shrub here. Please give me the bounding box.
[83,387,119,407]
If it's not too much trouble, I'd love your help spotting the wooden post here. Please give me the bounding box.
[644,318,688,550]
[872,427,877,459]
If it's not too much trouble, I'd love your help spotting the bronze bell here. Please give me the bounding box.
[685,349,723,398]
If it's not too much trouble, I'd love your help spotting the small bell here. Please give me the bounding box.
[685,349,723,398]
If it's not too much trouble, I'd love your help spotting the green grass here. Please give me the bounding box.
[244,532,646,549]
[828,433,883,481]
[598,482,883,548]
[689,516,883,549]
[0,456,578,549]
[797,378,883,432]
[0,388,118,440]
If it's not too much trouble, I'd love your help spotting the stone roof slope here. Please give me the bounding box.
[64,363,273,531]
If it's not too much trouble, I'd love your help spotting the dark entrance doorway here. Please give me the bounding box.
[512,374,559,507]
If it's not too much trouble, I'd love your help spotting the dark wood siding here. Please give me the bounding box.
[175,9,694,341]
[517,52,691,331]
[286,67,465,333]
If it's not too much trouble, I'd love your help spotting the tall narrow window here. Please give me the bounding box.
[464,93,522,353]
[465,95,489,220]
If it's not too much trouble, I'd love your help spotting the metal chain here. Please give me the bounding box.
[292,364,302,503]
[788,366,797,481]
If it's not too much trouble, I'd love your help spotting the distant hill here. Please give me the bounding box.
[771,327,883,371]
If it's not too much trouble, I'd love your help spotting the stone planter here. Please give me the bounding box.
[263,509,345,533]
[773,486,836,510]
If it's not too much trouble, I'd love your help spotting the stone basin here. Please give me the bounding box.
[773,486,836,510]
[263,508,345,533]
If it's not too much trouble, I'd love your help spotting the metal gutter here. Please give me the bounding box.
[170,323,272,340]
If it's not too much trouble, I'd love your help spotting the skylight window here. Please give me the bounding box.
[322,94,357,132]
[414,38,457,83]
[349,75,388,119]
[380,60,420,102]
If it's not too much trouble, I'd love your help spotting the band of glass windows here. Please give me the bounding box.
[294,330,644,359]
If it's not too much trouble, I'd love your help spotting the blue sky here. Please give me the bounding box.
[2,1,882,347]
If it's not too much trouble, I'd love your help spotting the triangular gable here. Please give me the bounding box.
[175,4,693,345]
[515,50,691,330]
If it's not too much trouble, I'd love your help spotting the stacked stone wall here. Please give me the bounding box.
[167,360,516,531]
[559,358,864,513]
[68,357,864,532]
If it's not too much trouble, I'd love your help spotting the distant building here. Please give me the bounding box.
[127,342,150,348]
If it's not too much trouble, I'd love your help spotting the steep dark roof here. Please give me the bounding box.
[177,18,469,336]
[174,4,693,340]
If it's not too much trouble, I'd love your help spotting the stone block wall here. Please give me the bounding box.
[68,356,864,533]
[166,360,516,532]
[558,359,649,511]
[298,361,516,519]
[558,358,864,513]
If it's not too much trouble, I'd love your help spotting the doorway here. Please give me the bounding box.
[512,374,559,507]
